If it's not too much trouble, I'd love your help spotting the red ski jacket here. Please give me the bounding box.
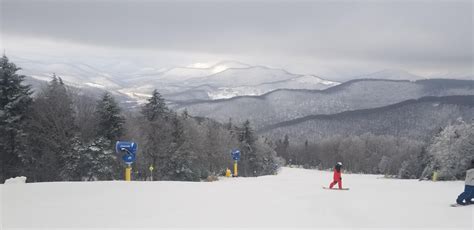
[333,168,342,181]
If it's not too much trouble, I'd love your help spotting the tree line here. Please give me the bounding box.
[273,120,474,180]
[0,56,282,183]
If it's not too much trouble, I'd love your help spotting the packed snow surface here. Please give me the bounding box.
[2,167,472,229]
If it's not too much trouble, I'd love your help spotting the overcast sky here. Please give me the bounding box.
[1,0,473,80]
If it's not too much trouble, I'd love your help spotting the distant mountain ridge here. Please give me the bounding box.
[14,57,340,102]
[12,55,473,108]
[258,95,474,142]
[173,79,474,129]
[122,64,339,101]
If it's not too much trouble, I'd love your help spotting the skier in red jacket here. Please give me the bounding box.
[329,162,343,189]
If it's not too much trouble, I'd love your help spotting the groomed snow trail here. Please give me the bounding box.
[2,167,472,229]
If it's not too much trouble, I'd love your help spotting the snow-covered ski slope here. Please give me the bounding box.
[1,167,472,229]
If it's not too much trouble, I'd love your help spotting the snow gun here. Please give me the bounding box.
[115,141,138,181]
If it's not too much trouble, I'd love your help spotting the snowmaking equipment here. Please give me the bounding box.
[231,149,240,177]
[115,141,138,181]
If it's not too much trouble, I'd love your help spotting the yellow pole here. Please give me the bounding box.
[233,161,238,177]
[125,165,132,181]
[432,171,438,182]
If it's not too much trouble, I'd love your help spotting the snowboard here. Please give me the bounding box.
[322,186,350,191]
[450,203,474,207]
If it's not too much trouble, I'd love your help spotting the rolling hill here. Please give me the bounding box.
[258,95,474,142]
[174,79,474,129]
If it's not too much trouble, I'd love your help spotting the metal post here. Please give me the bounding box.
[125,164,132,181]
[432,171,438,182]
[234,160,238,177]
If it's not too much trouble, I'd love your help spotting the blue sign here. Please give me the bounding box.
[115,141,137,154]
[231,149,241,161]
[116,141,138,164]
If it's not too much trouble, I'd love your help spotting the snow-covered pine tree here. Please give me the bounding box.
[238,120,259,176]
[77,137,117,181]
[159,113,196,181]
[422,121,474,180]
[24,75,78,181]
[139,89,173,180]
[95,92,125,142]
[91,92,126,179]
[170,112,185,148]
[142,89,168,122]
[0,55,33,182]
[166,140,199,181]
[60,137,83,180]
[253,138,282,175]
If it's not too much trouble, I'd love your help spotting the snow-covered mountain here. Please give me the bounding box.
[189,66,299,86]
[163,70,339,100]
[11,56,127,92]
[13,57,339,102]
[13,55,471,106]
[204,75,338,99]
[121,62,340,100]
[125,61,251,84]
[173,79,474,129]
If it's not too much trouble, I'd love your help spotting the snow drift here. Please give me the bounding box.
[4,176,27,185]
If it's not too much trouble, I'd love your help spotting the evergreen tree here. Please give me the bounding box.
[171,113,185,147]
[0,55,32,182]
[77,137,117,181]
[89,92,125,180]
[140,90,173,180]
[238,121,282,176]
[165,140,199,181]
[95,92,125,142]
[60,137,83,180]
[238,120,258,176]
[24,75,78,181]
[142,89,168,121]
[154,113,189,180]
[239,120,256,146]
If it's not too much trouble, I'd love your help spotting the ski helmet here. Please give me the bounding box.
[337,162,343,166]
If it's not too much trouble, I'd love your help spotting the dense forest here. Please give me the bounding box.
[0,56,282,183]
[273,121,474,180]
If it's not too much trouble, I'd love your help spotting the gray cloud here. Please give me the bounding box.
[1,0,473,80]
